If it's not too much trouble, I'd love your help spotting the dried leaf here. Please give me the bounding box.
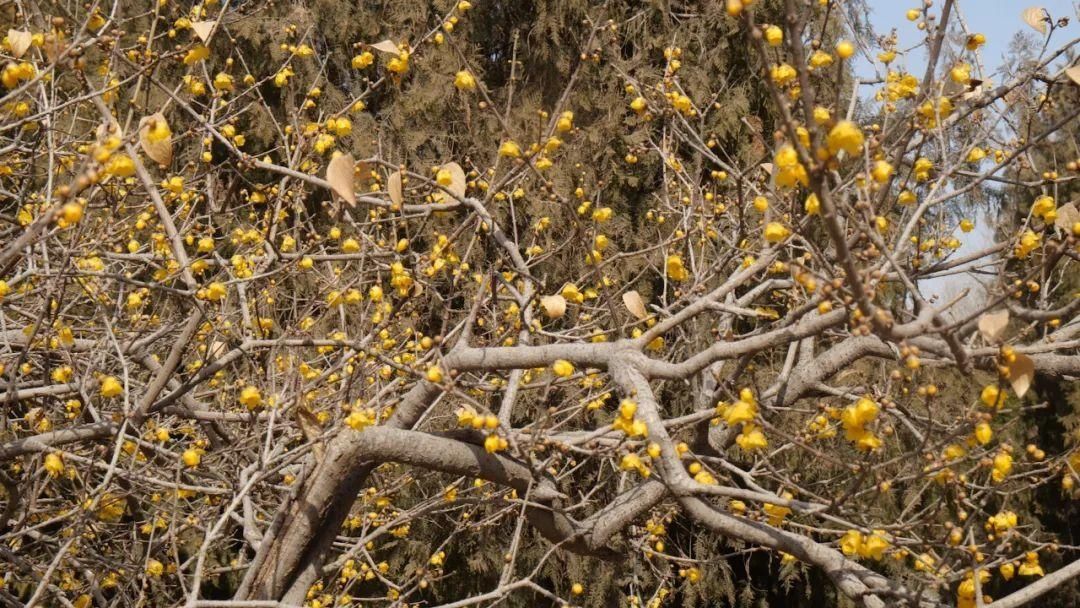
[540,295,567,319]
[1007,353,1035,398]
[296,405,325,461]
[1054,202,1079,233]
[1022,7,1048,34]
[1066,65,1080,86]
[207,340,228,359]
[760,162,774,175]
[370,40,399,54]
[96,122,121,141]
[440,162,467,199]
[42,33,65,63]
[622,290,647,320]
[138,112,173,167]
[354,160,373,185]
[387,169,403,208]
[191,20,216,43]
[978,309,1009,342]
[7,29,31,59]
[326,153,356,207]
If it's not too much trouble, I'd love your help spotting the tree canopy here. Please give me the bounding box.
[1,1,1080,607]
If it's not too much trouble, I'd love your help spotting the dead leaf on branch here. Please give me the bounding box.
[326,153,356,207]
[1065,65,1080,86]
[1007,353,1035,398]
[7,29,31,59]
[370,40,400,54]
[440,162,467,199]
[540,295,567,319]
[978,309,1009,343]
[138,112,173,167]
[388,168,403,208]
[622,291,648,320]
[1055,202,1079,234]
[296,405,325,462]
[1022,7,1048,34]
[191,21,216,43]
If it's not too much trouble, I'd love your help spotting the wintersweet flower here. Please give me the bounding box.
[551,360,574,377]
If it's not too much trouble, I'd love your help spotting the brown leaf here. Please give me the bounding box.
[978,309,1009,342]
[1065,65,1080,86]
[296,405,325,461]
[138,112,173,167]
[7,29,31,59]
[370,40,399,54]
[1055,202,1079,234]
[622,290,648,320]
[1022,7,1048,34]
[326,153,356,207]
[440,162,467,199]
[540,295,567,319]
[1007,353,1034,398]
[191,20,216,43]
[42,33,66,63]
[354,160,373,185]
[387,169,403,208]
[207,340,228,359]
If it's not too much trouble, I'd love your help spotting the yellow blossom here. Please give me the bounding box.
[182,448,200,467]
[764,25,783,47]
[146,559,165,577]
[552,360,574,377]
[239,386,262,409]
[99,376,123,398]
[870,160,894,184]
[827,121,864,156]
[44,452,65,476]
[498,140,521,158]
[352,52,374,69]
[763,222,790,243]
[454,71,476,91]
[665,255,688,281]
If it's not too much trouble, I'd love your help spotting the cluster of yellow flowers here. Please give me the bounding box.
[773,145,808,188]
[612,399,648,438]
[716,388,768,452]
[1,61,35,88]
[455,406,506,453]
[839,529,890,561]
[840,397,881,452]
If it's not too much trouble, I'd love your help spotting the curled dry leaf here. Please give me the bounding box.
[296,405,325,461]
[540,295,567,319]
[1054,202,1079,233]
[1007,353,1035,398]
[440,162,467,199]
[326,153,356,207]
[622,290,647,320]
[370,40,400,54]
[978,309,1010,342]
[207,340,229,359]
[7,29,32,59]
[388,169,403,208]
[138,112,173,167]
[42,32,66,63]
[1022,7,1048,34]
[1066,65,1080,86]
[191,21,216,43]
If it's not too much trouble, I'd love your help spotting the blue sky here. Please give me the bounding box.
[857,1,1078,79]
[854,1,1078,313]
